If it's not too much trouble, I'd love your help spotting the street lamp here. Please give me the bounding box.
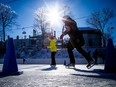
[22,28,26,39]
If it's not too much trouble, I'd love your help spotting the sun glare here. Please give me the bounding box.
[48,10,60,24]
[46,6,63,26]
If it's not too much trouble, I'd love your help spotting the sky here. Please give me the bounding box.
[0,0,116,45]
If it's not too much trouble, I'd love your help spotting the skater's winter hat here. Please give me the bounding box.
[62,15,72,22]
[63,15,70,19]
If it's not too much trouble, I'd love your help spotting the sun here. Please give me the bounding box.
[48,10,60,24]
[46,6,63,26]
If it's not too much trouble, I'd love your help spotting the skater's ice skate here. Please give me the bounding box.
[86,60,95,69]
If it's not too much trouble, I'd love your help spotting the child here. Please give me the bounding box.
[44,35,57,66]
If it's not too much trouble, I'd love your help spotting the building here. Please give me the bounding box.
[58,27,102,48]
[14,35,42,50]
[13,27,102,50]
[79,27,102,48]
[0,27,103,60]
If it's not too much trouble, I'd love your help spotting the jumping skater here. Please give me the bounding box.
[60,15,95,69]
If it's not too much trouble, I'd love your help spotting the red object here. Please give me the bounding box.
[60,34,64,39]
[43,46,47,49]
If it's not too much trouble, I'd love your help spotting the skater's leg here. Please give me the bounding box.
[70,40,94,68]
[67,41,75,64]
[71,41,92,63]
[75,46,95,68]
[51,52,56,65]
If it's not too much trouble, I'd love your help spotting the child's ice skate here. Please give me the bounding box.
[50,64,56,67]
[65,63,75,69]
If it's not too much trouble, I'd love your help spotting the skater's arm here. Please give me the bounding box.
[63,25,71,35]
[60,25,71,39]
[65,26,71,32]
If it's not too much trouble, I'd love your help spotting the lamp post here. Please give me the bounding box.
[22,31,26,39]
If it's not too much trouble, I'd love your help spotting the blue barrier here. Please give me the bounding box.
[105,38,116,72]
[0,38,23,76]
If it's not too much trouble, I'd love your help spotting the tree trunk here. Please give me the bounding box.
[3,24,5,42]
[103,38,106,47]
[62,26,64,48]
[42,33,44,46]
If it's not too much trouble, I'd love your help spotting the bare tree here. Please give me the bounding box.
[0,3,17,42]
[86,8,115,47]
[34,5,71,46]
[34,7,51,45]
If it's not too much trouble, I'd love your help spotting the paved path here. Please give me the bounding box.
[0,64,116,87]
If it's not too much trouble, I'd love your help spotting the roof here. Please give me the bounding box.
[78,27,96,30]
[30,35,42,38]
[78,27,101,34]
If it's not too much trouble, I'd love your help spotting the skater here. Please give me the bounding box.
[23,58,26,64]
[44,35,57,66]
[60,15,94,69]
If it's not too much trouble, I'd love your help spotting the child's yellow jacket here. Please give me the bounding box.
[47,39,57,52]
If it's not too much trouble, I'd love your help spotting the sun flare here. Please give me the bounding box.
[48,10,60,24]
[46,6,63,26]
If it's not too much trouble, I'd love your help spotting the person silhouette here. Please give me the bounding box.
[60,15,95,69]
